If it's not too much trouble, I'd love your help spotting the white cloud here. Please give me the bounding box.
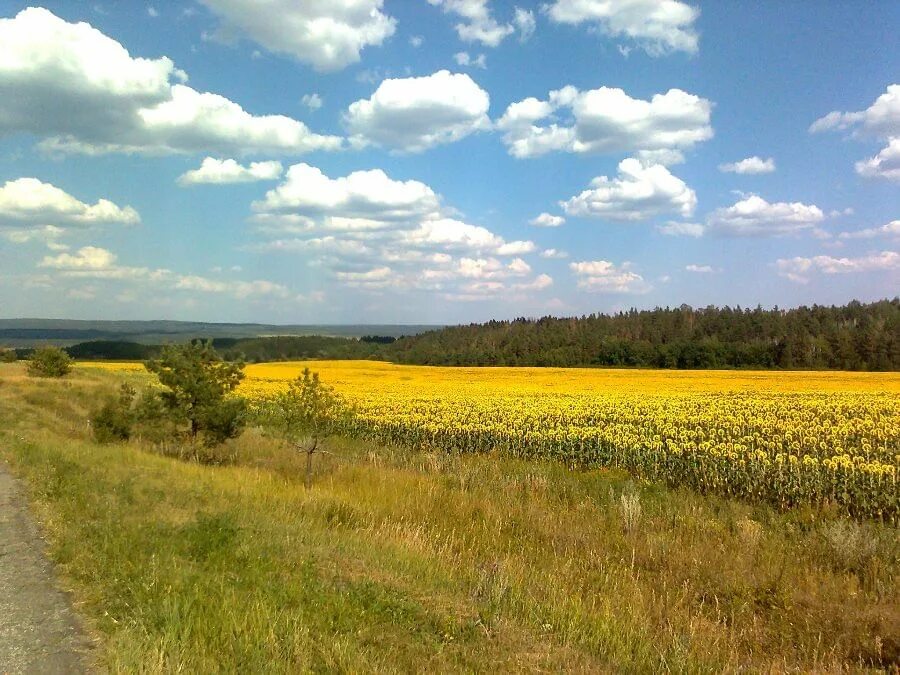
[561,158,697,221]
[453,51,487,69]
[810,85,900,138]
[409,35,424,48]
[570,260,650,293]
[513,8,536,42]
[540,248,568,259]
[514,273,553,290]
[40,245,289,298]
[401,218,534,257]
[428,0,514,47]
[775,251,900,283]
[174,276,288,299]
[855,137,900,182]
[147,6,159,18]
[0,8,341,156]
[530,212,565,227]
[251,163,547,297]
[40,246,117,271]
[497,85,712,159]
[706,194,824,237]
[2,225,67,248]
[719,156,776,174]
[332,255,542,295]
[810,84,900,182]
[685,264,718,273]
[253,164,441,222]
[345,70,491,153]
[300,93,323,111]
[178,157,283,185]
[636,148,686,166]
[545,0,700,56]
[838,220,900,240]
[334,266,395,288]
[657,221,704,237]
[0,178,139,229]
[198,0,396,72]
[829,208,855,218]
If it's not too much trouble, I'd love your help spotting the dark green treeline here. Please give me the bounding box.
[389,299,900,370]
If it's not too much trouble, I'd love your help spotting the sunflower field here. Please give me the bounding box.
[89,360,900,520]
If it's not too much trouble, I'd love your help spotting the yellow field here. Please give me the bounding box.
[82,361,900,519]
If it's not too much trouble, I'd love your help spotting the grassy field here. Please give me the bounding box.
[1,362,898,672]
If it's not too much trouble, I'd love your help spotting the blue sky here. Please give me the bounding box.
[0,1,897,324]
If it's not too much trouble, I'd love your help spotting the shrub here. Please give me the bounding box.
[91,384,136,443]
[145,341,247,451]
[256,368,352,487]
[27,346,73,378]
[0,348,16,363]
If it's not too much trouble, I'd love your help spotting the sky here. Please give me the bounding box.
[0,1,897,325]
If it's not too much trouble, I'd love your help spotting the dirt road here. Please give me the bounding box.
[0,465,93,673]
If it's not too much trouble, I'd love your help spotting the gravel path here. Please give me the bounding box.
[0,464,94,674]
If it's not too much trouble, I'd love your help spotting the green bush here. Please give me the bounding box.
[256,367,352,487]
[0,348,16,363]
[145,341,247,452]
[27,346,72,377]
[91,384,136,443]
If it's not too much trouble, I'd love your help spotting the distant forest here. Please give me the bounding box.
[389,299,900,371]
[6,299,898,371]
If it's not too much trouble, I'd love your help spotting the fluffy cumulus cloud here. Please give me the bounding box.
[497,85,712,159]
[530,213,565,227]
[706,194,824,236]
[345,70,491,153]
[250,163,547,299]
[198,0,396,72]
[545,0,700,56]
[810,84,900,182]
[719,156,776,174]
[855,137,900,182]
[178,158,283,185]
[810,85,900,138]
[0,8,340,156]
[0,178,140,232]
[569,260,650,293]
[252,164,441,222]
[561,159,697,221]
[39,245,290,299]
[427,0,515,47]
[775,251,900,283]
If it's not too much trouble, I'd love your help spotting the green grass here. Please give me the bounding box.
[0,363,897,672]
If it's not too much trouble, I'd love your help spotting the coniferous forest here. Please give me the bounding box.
[389,299,900,370]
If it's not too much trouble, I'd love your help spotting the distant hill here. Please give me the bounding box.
[0,319,439,348]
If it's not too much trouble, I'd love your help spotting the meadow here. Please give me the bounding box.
[1,361,898,671]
